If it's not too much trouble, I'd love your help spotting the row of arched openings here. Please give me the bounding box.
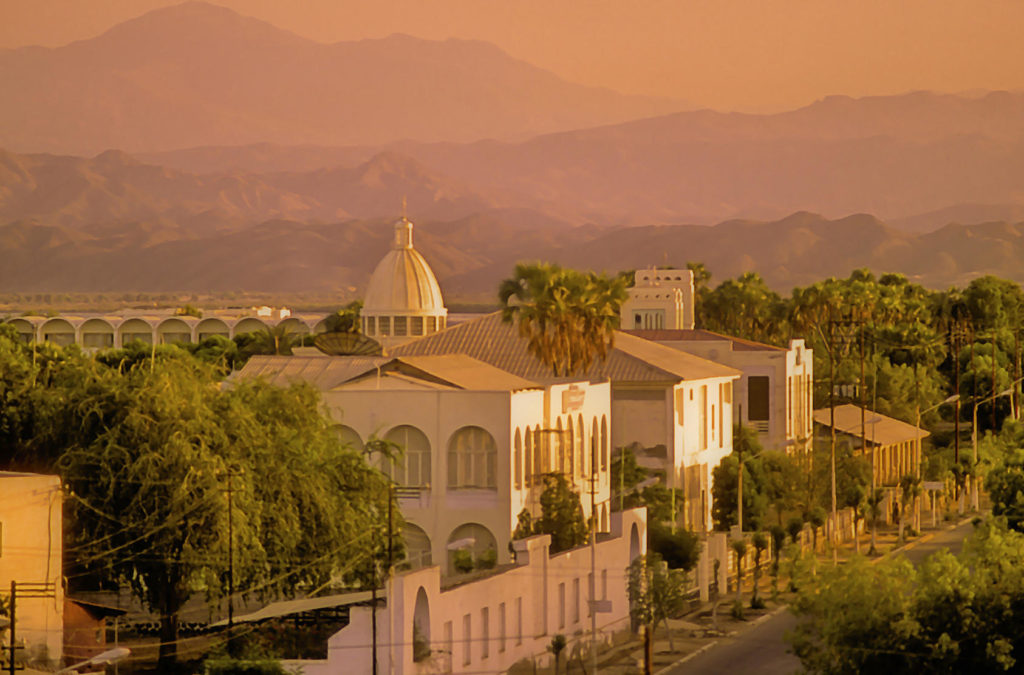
[337,424,498,490]
[511,415,608,489]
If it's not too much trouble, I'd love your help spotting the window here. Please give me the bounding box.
[573,578,580,623]
[385,425,431,488]
[463,613,472,665]
[558,583,566,628]
[426,316,436,333]
[699,385,708,449]
[394,316,408,336]
[444,622,453,667]
[379,316,391,336]
[602,569,608,600]
[719,385,724,448]
[498,602,506,653]
[563,418,572,475]
[525,427,534,486]
[515,597,523,645]
[411,316,424,336]
[481,607,490,659]
[514,429,523,489]
[601,416,609,472]
[748,376,770,421]
[448,426,497,489]
[577,415,585,478]
[587,572,594,617]
[364,316,375,335]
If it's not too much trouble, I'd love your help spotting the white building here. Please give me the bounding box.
[0,472,63,668]
[236,354,613,572]
[625,330,814,453]
[620,268,696,330]
[390,313,739,531]
[287,509,647,675]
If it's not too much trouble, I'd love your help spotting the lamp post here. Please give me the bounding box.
[915,395,959,529]
[971,380,1023,510]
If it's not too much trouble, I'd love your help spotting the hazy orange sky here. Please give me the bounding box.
[3,0,1024,111]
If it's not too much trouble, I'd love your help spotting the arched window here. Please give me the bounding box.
[532,427,544,482]
[402,524,432,570]
[386,425,432,488]
[447,426,497,490]
[332,424,364,453]
[514,429,523,490]
[601,416,609,472]
[591,418,599,479]
[576,415,585,478]
[525,427,535,486]
[563,418,573,476]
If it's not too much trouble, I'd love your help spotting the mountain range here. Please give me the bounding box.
[0,1,685,155]
[2,2,1024,299]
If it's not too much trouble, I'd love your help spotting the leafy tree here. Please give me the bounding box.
[648,522,701,571]
[789,521,1024,674]
[897,474,921,543]
[610,446,648,510]
[712,425,769,531]
[987,457,1024,532]
[627,552,688,653]
[731,538,748,605]
[50,357,394,670]
[499,262,628,376]
[532,474,588,553]
[324,300,363,334]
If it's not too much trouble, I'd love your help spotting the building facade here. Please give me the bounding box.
[0,472,63,668]
[235,354,613,573]
[626,330,814,453]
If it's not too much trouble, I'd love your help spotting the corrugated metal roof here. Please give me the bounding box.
[391,312,739,383]
[623,329,785,352]
[209,591,373,627]
[813,404,929,446]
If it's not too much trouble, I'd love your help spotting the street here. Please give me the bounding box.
[665,519,977,674]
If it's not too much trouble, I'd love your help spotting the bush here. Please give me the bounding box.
[452,549,474,574]
[730,599,745,620]
[476,548,497,570]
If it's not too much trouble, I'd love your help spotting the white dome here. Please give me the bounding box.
[363,218,445,314]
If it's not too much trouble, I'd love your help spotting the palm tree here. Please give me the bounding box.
[499,263,628,377]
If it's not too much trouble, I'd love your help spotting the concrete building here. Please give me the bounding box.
[235,354,613,572]
[620,269,696,330]
[0,472,63,668]
[390,313,740,531]
[3,307,323,349]
[626,330,813,453]
[287,508,647,675]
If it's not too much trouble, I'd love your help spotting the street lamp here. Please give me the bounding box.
[971,379,1024,510]
[915,394,959,529]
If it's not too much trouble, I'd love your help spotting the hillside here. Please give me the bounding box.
[0,1,686,155]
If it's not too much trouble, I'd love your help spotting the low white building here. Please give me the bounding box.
[287,508,647,675]
[236,354,613,572]
[626,329,814,453]
[0,472,63,668]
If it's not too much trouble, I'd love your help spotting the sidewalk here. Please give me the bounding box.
[587,510,977,674]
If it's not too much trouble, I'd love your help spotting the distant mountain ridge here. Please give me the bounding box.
[0,1,687,154]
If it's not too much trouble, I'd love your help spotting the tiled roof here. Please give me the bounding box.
[390,312,739,383]
[623,329,785,352]
[234,353,539,392]
[813,404,928,446]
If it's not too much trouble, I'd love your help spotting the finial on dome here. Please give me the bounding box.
[394,214,414,249]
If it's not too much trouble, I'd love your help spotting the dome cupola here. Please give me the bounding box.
[361,217,447,348]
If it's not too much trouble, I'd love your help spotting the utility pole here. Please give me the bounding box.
[590,437,599,674]
[6,581,56,675]
[828,312,837,565]
[220,467,243,656]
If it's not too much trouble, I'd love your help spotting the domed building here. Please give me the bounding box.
[361,216,447,349]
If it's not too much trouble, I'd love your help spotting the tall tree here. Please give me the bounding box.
[499,262,628,376]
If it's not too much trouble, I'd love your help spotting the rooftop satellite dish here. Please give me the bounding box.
[313,331,383,356]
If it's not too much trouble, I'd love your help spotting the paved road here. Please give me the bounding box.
[665,520,977,675]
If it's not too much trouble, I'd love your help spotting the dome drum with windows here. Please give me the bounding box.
[362,217,447,347]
